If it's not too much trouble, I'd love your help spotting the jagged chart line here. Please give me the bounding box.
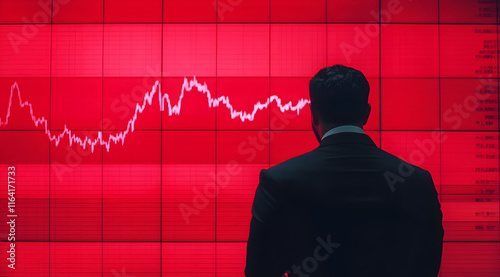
[1,76,311,152]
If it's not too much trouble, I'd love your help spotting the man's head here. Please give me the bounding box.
[309,64,371,142]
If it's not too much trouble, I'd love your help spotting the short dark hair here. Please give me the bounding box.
[309,64,370,124]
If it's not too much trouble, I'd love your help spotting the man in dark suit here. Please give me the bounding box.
[245,64,444,277]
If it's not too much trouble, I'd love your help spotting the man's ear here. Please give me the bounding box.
[362,103,371,125]
[310,103,320,126]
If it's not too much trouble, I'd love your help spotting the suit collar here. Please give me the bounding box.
[321,125,365,140]
[319,132,377,148]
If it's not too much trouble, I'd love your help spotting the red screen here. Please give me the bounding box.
[0,0,499,276]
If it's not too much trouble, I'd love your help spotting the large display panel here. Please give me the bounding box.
[0,0,498,276]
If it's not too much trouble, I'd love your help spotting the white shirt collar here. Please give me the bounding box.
[321,125,365,141]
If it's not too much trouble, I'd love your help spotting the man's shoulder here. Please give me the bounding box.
[381,147,431,171]
[264,148,321,180]
[264,143,432,182]
[373,147,433,178]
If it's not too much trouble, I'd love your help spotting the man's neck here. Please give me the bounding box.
[321,125,365,141]
[327,122,364,130]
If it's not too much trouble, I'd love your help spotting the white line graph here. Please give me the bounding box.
[1,77,310,152]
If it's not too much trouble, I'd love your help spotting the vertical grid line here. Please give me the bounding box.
[268,2,271,169]
[438,0,441,203]
[160,0,164,275]
[49,1,53,276]
[101,1,105,276]
[325,0,327,25]
[379,0,382,148]
[496,0,500,252]
[215,1,219,275]
[325,0,328,86]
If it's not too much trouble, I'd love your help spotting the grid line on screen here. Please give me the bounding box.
[48,1,53,276]
[215,1,218,274]
[160,0,164,275]
[379,0,382,149]
[438,0,442,206]
[101,1,105,276]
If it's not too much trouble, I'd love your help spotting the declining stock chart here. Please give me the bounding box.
[0,0,499,276]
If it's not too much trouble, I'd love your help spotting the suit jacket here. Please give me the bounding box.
[245,132,444,277]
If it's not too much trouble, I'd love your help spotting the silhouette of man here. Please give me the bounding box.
[245,65,444,277]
